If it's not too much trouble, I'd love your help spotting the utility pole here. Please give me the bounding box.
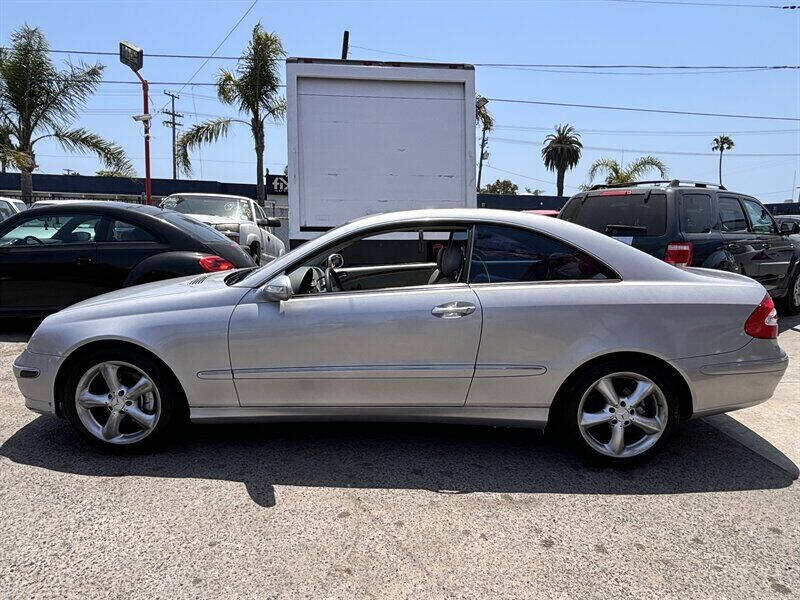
[162,91,183,180]
[341,30,349,60]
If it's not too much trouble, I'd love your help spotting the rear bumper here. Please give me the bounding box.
[673,339,789,418]
[12,349,62,417]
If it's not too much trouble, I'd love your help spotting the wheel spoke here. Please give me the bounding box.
[580,410,613,429]
[605,423,626,455]
[102,411,124,440]
[77,390,109,409]
[126,405,156,430]
[626,380,654,409]
[632,415,663,435]
[100,363,121,392]
[126,376,153,400]
[594,377,620,407]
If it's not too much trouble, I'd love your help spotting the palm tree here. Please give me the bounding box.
[475,95,494,191]
[587,156,668,185]
[177,24,285,206]
[712,135,734,186]
[541,124,582,196]
[0,25,133,204]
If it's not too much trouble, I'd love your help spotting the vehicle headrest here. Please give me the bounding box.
[437,245,463,277]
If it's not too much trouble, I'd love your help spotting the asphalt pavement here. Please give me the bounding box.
[0,317,798,599]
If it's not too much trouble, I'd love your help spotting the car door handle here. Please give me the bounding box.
[431,302,476,318]
[76,256,93,265]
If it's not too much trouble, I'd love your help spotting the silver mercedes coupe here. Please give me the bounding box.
[13,209,789,462]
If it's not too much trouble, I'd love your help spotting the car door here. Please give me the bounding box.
[93,217,170,290]
[717,195,762,281]
[228,225,482,407]
[739,197,793,291]
[464,224,620,408]
[0,212,101,314]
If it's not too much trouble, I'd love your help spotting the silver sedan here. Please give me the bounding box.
[13,209,789,462]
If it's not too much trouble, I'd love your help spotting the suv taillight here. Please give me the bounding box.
[199,255,235,272]
[744,293,778,339]
[664,242,693,267]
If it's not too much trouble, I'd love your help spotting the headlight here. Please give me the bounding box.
[214,223,240,234]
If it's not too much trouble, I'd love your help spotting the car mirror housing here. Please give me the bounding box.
[257,217,282,228]
[779,221,799,235]
[259,274,293,302]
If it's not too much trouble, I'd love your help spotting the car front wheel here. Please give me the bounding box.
[779,269,800,316]
[61,349,181,452]
[563,362,680,464]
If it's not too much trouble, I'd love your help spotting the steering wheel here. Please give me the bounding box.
[325,266,343,292]
[22,235,44,245]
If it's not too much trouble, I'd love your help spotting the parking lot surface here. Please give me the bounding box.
[0,318,798,599]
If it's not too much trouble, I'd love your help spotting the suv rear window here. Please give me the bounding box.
[560,192,667,237]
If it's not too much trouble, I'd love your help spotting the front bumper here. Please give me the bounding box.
[673,339,789,418]
[12,349,63,417]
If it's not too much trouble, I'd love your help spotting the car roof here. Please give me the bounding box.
[21,201,166,217]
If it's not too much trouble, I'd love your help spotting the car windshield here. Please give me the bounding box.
[161,195,244,219]
[560,192,667,237]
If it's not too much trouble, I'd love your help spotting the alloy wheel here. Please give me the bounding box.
[577,371,668,458]
[793,274,800,307]
[74,361,161,445]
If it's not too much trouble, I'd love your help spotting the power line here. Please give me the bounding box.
[493,125,800,136]
[487,97,800,122]
[598,0,794,8]
[164,0,258,109]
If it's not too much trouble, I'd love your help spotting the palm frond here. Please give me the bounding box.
[176,118,232,176]
[0,143,32,170]
[541,124,582,173]
[40,126,134,175]
[712,135,735,152]
[625,155,668,180]
[587,158,621,183]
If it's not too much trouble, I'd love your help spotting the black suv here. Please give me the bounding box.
[559,180,800,314]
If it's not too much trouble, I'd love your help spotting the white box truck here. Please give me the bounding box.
[285,58,476,246]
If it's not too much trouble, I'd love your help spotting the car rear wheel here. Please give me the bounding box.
[62,349,180,452]
[562,362,680,464]
[779,269,800,316]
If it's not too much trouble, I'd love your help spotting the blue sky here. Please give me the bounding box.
[1,0,798,201]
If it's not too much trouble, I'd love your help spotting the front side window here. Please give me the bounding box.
[680,193,714,233]
[240,200,254,222]
[469,225,615,284]
[741,199,775,234]
[0,214,100,247]
[107,219,157,242]
[287,226,468,295]
[718,197,748,232]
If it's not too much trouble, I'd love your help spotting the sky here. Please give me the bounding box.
[1,0,799,201]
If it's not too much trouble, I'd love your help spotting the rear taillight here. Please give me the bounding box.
[198,255,235,272]
[744,293,778,339]
[664,242,693,267]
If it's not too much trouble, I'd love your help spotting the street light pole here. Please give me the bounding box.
[119,41,152,205]
[476,96,489,192]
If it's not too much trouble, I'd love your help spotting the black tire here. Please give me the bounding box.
[561,360,681,465]
[250,242,261,266]
[778,269,800,316]
[61,347,183,453]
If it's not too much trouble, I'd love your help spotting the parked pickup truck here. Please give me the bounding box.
[160,193,284,265]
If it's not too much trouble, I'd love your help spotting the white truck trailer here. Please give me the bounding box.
[285,57,476,247]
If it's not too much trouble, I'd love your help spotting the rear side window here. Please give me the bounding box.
[469,225,616,284]
[107,219,158,242]
[680,193,714,233]
[560,192,667,237]
[718,197,748,232]
[741,198,775,234]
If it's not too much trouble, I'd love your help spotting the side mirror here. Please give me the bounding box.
[780,221,800,235]
[259,274,293,302]
[257,217,282,228]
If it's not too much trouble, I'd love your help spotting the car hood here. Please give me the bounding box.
[185,213,240,225]
[28,272,250,356]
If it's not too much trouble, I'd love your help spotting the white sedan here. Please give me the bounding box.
[13,209,788,462]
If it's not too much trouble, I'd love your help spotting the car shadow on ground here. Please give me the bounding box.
[1,415,796,508]
[0,318,36,342]
[778,313,800,334]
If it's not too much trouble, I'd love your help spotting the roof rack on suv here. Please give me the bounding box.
[588,179,726,191]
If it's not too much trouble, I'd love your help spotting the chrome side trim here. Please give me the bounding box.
[197,369,234,380]
[699,354,788,376]
[474,364,547,377]
[232,364,475,379]
[190,405,549,427]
